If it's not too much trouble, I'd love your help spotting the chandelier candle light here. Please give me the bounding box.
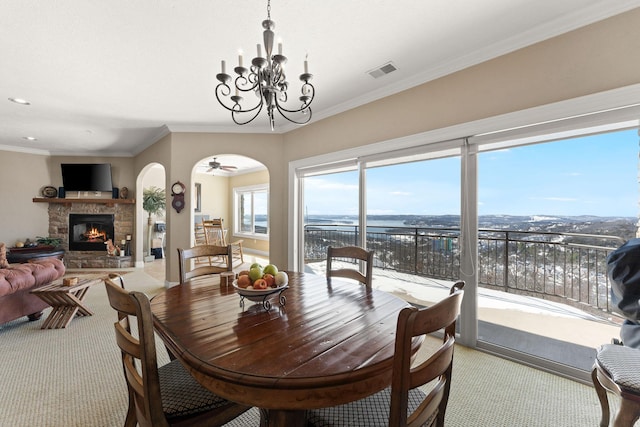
[215,0,314,131]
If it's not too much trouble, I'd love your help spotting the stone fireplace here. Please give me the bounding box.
[68,213,115,251]
[42,199,135,268]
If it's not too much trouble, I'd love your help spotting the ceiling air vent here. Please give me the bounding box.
[368,62,397,79]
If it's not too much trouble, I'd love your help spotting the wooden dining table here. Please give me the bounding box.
[150,271,419,427]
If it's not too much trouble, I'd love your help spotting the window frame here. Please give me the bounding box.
[233,184,269,241]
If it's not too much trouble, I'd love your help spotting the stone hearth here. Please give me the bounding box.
[45,201,134,268]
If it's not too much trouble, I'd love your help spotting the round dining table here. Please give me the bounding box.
[150,271,418,427]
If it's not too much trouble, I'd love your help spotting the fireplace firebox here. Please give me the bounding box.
[69,214,115,251]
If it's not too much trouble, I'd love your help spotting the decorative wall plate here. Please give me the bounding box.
[41,186,58,198]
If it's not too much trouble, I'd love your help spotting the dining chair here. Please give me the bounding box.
[106,274,137,427]
[592,343,640,426]
[109,273,178,366]
[104,277,251,427]
[108,272,126,289]
[326,245,374,289]
[202,218,244,265]
[178,245,233,283]
[307,280,465,427]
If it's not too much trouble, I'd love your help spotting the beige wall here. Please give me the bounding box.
[0,151,52,245]
[194,172,229,221]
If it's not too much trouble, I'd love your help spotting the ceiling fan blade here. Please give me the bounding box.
[221,166,237,171]
[206,167,214,172]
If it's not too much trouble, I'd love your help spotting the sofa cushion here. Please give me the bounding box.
[0,243,8,269]
[0,265,37,297]
[27,258,66,285]
[0,258,65,298]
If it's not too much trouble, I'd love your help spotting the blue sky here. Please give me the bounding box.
[303,128,638,218]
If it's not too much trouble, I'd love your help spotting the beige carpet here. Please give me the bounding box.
[0,270,611,426]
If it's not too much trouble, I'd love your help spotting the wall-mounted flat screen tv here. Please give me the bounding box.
[61,163,113,192]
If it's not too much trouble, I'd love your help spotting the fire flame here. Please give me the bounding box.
[83,227,107,242]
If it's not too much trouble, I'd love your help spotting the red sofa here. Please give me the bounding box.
[0,257,66,325]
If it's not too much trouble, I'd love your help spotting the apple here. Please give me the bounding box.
[275,271,288,286]
[253,278,268,289]
[263,273,275,287]
[237,275,251,288]
[250,262,263,270]
[263,264,278,276]
[249,266,263,282]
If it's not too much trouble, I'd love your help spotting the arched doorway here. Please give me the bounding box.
[135,163,166,270]
[192,154,270,262]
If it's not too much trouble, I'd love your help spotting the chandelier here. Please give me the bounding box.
[215,0,314,131]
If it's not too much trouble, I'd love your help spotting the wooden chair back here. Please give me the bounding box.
[194,222,207,246]
[202,219,227,245]
[202,218,244,265]
[104,277,167,427]
[105,274,137,427]
[389,281,464,427]
[326,245,374,288]
[178,245,233,283]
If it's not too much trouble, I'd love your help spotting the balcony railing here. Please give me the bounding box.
[304,224,625,316]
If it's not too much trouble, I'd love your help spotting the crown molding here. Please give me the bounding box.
[0,144,51,156]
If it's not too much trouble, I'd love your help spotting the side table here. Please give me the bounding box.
[7,246,65,264]
[30,277,103,329]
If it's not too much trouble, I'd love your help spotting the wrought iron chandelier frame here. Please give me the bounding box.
[215,0,314,131]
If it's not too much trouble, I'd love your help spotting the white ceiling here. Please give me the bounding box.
[2,0,639,158]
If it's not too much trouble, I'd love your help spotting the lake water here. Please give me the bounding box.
[255,216,437,230]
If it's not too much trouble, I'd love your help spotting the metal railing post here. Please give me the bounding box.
[503,231,509,293]
[414,228,418,275]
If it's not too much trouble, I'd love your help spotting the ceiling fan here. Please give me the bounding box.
[206,157,238,173]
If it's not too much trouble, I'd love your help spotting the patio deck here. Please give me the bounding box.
[305,260,621,374]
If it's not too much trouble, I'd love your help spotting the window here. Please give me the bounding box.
[234,185,268,238]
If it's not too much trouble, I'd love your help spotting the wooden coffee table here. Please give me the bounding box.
[31,277,103,329]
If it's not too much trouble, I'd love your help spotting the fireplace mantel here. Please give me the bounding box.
[33,197,134,207]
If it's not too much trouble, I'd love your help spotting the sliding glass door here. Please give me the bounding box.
[364,157,461,306]
[302,169,359,275]
[475,129,636,377]
[291,110,638,381]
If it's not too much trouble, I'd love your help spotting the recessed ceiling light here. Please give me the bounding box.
[23,136,38,141]
[8,97,31,105]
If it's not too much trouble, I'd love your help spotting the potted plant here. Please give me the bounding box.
[35,236,63,248]
[143,186,166,262]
